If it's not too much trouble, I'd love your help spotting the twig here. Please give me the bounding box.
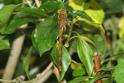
[53,65,60,80]
[2,24,28,81]
[32,62,53,83]
[35,0,41,7]
[94,52,102,83]
[0,62,53,83]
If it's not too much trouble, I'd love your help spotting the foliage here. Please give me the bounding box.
[0,0,124,83]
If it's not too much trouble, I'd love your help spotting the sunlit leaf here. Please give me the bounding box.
[32,16,58,56]
[77,38,93,76]
[113,58,124,83]
[84,9,105,24]
[68,0,84,11]
[119,16,124,38]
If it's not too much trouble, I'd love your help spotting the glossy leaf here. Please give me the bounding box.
[32,17,58,56]
[0,38,10,50]
[77,39,93,76]
[51,45,71,81]
[0,5,16,28]
[113,58,124,83]
[60,47,71,81]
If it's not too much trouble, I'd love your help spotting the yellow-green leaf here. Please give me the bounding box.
[84,9,105,24]
[119,16,124,38]
[68,0,84,11]
[77,39,93,76]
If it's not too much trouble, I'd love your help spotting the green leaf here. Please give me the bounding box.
[23,47,32,78]
[92,34,106,55]
[51,42,58,66]
[71,60,85,77]
[0,38,10,50]
[68,76,89,83]
[41,1,62,13]
[60,47,71,81]
[19,7,48,18]
[32,17,58,56]
[84,9,105,24]
[72,67,85,77]
[14,62,25,78]
[51,45,71,81]
[70,11,92,21]
[0,5,16,28]
[113,58,124,83]
[1,18,31,34]
[77,39,93,76]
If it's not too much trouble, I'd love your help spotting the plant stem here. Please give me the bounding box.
[94,52,102,83]
[58,9,67,82]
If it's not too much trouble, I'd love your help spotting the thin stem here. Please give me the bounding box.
[58,8,67,82]
[94,52,102,83]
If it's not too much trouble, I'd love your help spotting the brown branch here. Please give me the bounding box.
[2,24,28,81]
[58,9,67,82]
[58,9,67,72]
[94,52,102,83]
